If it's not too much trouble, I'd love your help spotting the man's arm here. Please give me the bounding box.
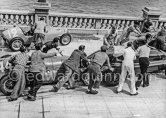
[41,52,57,59]
[106,55,114,71]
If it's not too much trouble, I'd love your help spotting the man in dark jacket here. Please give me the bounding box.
[42,37,62,54]
[49,45,88,92]
[87,45,113,94]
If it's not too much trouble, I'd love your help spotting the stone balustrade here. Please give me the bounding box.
[0,6,166,34]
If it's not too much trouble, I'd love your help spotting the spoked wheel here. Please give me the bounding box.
[9,38,24,51]
[59,33,72,46]
[0,75,16,96]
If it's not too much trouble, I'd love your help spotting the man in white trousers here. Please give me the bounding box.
[117,42,138,96]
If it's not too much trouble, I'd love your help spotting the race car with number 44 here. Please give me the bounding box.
[1,25,72,51]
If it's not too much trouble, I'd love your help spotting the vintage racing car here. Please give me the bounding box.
[1,26,72,51]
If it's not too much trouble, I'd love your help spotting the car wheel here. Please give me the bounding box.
[103,71,120,87]
[9,37,24,51]
[0,75,16,96]
[59,33,72,46]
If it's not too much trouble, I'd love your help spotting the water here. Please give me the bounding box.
[0,0,166,17]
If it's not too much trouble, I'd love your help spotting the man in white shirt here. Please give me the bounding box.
[135,38,151,89]
[33,17,47,45]
[117,42,138,96]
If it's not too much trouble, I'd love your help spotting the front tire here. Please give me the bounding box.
[0,75,16,96]
[9,37,24,51]
[59,33,72,46]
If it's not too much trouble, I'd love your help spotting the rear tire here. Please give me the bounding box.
[103,70,119,86]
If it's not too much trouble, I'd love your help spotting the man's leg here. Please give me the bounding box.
[9,69,23,101]
[117,64,127,92]
[28,72,42,100]
[135,59,144,89]
[129,67,137,95]
[52,65,73,91]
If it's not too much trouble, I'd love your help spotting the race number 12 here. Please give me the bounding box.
[8,28,18,38]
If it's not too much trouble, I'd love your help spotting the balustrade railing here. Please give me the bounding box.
[0,9,166,34]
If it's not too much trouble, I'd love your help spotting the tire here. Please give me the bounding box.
[103,70,119,87]
[0,75,16,96]
[9,37,24,51]
[59,33,72,46]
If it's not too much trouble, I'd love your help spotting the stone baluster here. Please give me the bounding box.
[10,15,14,25]
[0,14,3,24]
[20,15,24,25]
[81,18,87,28]
[15,15,19,25]
[25,15,29,25]
[4,14,9,25]
[63,17,68,28]
[103,19,108,29]
[58,17,64,27]
[77,18,83,28]
[68,17,74,28]
[86,19,92,29]
[72,18,78,28]
[52,17,58,27]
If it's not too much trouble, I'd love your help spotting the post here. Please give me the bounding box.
[33,0,51,24]
[142,7,161,28]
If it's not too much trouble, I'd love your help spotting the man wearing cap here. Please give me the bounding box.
[117,42,138,96]
[87,45,113,94]
[50,45,88,92]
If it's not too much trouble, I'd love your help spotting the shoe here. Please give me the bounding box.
[130,92,138,96]
[66,86,76,90]
[49,87,59,92]
[8,98,17,102]
[115,90,121,94]
[27,95,36,101]
[86,90,98,94]
[142,84,148,87]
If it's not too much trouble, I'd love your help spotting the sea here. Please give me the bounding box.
[0,0,166,18]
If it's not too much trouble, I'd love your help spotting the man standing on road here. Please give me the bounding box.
[33,17,47,45]
[8,46,30,102]
[87,45,113,94]
[135,38,151,89]
[49,45,88,92]
[117,42,138,96]
[27,43,57,101]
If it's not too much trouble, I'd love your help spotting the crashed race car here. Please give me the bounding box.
[1,26,72,51]
[80,39,166,87]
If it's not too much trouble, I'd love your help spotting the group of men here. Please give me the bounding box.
[7,17,166,101]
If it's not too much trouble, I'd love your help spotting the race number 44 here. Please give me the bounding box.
[7,28,18,39]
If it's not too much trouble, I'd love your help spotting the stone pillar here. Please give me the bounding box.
[33,0,51,24]
[142,7,161,28]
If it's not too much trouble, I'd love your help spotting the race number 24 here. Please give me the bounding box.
[7,28,18,38]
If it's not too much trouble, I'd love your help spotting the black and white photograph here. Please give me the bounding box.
[0,0,166,118]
